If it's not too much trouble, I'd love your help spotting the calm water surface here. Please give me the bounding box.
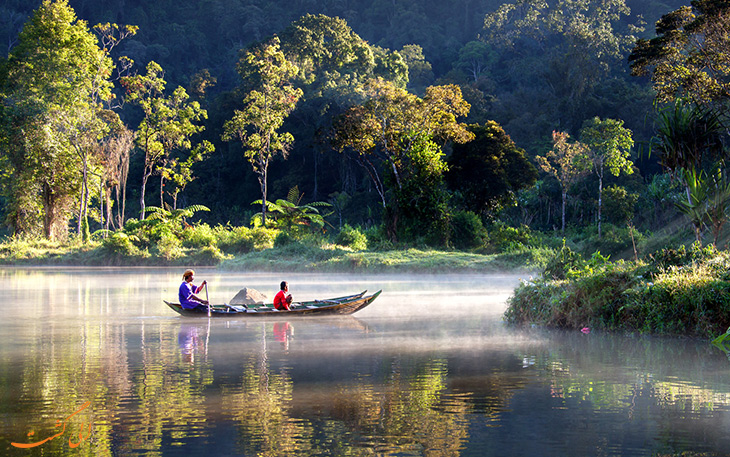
[1,268,730,456]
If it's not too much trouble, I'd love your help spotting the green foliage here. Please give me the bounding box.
[154,232,184,260]
[580,117,635,178]
[543,241,584,280]
[603,185,639,223]
[100,232,148,259]
[0,0,122,240]
[506,243,730,339]
[578,223,645,259]
[652,101,723,176]
[223,36,303,226]
[214,225,276,254]
[251,186,331,238]
[450,211,488,250]
[447,121,538,216]
[182,223,217,248]
[482,0,642,151]
[390,135,452,247]
[453,41,497,83]
[332,79,472,238]
[629,1,730,107]
[122,61,209,219]
[186,245,227,265]
[279,14,375,89]
[536,131,591,233]
[335,224,367,251]
[274,231,295,248]
[485,221,542,253]
[642,243,718,278]
[363,226,393,252]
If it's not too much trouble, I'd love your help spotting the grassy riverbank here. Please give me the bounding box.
[505,243,730,340]
[0,234,551,273]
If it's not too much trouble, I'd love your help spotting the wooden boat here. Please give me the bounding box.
[164,290,381,318]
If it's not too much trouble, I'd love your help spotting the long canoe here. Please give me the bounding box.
[164,290,381,318]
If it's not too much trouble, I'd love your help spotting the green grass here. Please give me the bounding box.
[505,244,730,339]
[219,245,545,273]
[0,234,550,272]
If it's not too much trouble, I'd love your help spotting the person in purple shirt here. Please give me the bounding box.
[178,269,209,310]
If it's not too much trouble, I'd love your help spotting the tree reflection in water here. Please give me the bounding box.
[221,321,475,456]
[5,270,730,456]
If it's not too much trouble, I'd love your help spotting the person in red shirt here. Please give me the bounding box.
[273,281,293,310]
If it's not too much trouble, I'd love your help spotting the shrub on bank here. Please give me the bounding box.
[101,232,148,259]
[0,234,67,260]
[182,223,217,248]
[505,243,730,339]
[575,223,644,260]
[335,224,368,251]
[154,233,184,261]
[214,225,276,253]
[450,211,488,250]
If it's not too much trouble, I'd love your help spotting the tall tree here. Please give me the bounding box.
[579,117,634,238]
[122,61,209,220]
[447,121,538,217]
[535,131,591,234]
[222,37,302,226]
[482,0,642,141]
[160,140,214,210]
[277,14,409,201]
[0,0,128,239]
[98,116,134,230]
[629,0,730,111]
[332,79,473,239]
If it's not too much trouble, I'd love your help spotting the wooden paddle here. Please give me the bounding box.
[205,282,211,317]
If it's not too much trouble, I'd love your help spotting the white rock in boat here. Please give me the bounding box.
[230,287,268,305]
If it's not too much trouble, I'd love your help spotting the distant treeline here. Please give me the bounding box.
[4,0,726,255]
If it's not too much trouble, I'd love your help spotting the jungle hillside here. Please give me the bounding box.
[0,0,728,279]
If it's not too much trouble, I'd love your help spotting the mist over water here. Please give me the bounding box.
[1,268,729,456]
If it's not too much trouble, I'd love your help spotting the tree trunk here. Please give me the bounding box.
[597,172,603,239]
[105,185,113,233]
[42,183,65,241]
[160,174,165,208]
[99,178,104,233]
[259,158,268,225]
[77,152,88,237]
[355,154,386,208]
[561,189,567,234]
[140,172,149,220]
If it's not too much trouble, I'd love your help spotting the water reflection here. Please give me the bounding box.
[2,269,730,456]
[273,322,294,351]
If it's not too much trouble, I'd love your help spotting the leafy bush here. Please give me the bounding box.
[577,223,645,260]
[101,232,146,258]
[274,231,295,248]
[214,225,276,253]
[505,245,730,338]
[642,242,718,278]
[450,211,488,250]
[335,224,368,251]
[485,221,538,253]
[187,245,227,265]
[543,241,584,280]
[364,226,393,251]
[182,223,217,248]
[603,185,638,224]
[154,233,184,261]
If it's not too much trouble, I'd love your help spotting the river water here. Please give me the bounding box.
[1,268,729,456]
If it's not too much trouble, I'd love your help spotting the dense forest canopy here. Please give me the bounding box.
[4,0,728,253]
